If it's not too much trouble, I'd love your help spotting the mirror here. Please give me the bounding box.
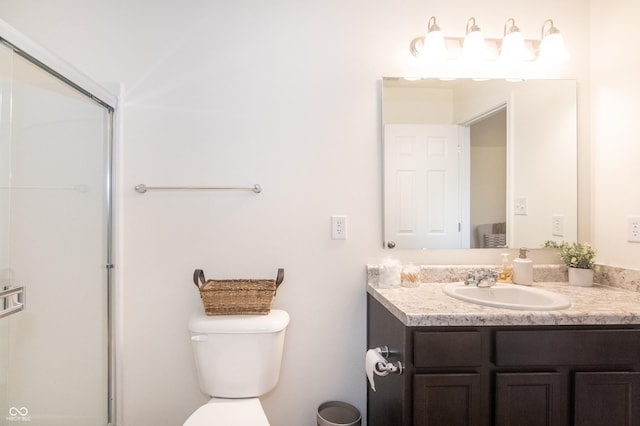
[382,78,577,250]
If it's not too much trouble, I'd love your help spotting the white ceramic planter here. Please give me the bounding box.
[568,267,594,287]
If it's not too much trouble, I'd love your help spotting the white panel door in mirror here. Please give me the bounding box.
[384,124,469,249]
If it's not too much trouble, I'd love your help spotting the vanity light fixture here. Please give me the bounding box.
[422,16,447,62]
[537,19,570,64]
[460,18,487,61]
[409,16,569,65]
[499,18,529,62]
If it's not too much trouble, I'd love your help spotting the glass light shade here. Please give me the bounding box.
[422,30,447,62]
[499,31,527,62]
[460,30,486,61]
[538,32,570,64]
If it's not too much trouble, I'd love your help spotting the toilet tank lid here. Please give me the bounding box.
[189,309,290,334]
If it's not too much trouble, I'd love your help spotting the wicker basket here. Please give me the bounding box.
[193,268,284,315]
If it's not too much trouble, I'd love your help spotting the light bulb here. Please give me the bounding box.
[423,31,446,61]
[538,32,570,64]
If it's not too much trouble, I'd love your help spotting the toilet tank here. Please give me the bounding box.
[188,310,290,398]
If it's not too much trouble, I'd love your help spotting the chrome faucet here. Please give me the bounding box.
[465,270,498,287]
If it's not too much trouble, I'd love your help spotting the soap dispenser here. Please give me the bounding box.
[497,253,513,283]
[513,248,533,285]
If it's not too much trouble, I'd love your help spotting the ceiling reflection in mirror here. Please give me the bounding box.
[382,78,577,250]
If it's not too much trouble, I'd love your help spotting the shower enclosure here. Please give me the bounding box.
[0,30,115,426]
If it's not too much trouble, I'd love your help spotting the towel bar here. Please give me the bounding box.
[134,184,262,194]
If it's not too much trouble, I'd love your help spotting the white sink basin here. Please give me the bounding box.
[443,283,571,311]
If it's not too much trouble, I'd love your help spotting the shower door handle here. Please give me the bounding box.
[0,286,25,319]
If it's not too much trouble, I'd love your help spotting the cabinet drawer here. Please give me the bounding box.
[414,331,482,368]
[495,329,640,366]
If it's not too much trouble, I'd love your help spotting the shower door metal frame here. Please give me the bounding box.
[0,26,118,426]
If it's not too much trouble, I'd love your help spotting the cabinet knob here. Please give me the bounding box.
[387,241,396,249]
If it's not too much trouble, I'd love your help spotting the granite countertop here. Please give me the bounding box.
[367,282,640,327]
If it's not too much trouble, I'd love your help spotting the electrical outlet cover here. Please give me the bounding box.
[331,215,347,240]
[628,216,640,242]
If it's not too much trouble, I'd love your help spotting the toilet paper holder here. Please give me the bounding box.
[373,346,403,375]
[376,360,403,375]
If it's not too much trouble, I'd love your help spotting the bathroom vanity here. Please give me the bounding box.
[367,281,640,426]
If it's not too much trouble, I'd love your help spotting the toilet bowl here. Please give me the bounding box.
[183,397,268,426]
[184,309,289,425]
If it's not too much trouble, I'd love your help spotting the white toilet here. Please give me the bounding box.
[184,310,290,426]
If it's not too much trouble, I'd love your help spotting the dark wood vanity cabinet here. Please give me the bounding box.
[367,295,640,426]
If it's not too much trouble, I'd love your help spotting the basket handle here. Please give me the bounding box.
[193,269,206,289]
[275,268,284,293]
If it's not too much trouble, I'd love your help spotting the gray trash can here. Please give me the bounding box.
[317,401,361,426]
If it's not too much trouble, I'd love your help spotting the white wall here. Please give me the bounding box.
[510,80,578,248]
[0,1,592,425]
[383,86,454,124]
[590,0,640,269]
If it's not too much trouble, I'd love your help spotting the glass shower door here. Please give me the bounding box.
[0,41,12,426]
[0,41,112,426]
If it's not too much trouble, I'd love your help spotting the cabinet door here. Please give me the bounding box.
[574,372,640,426]
[414,374,481,426]
[495,372,565,426]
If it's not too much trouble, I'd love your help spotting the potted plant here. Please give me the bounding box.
[543,240,597,286]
